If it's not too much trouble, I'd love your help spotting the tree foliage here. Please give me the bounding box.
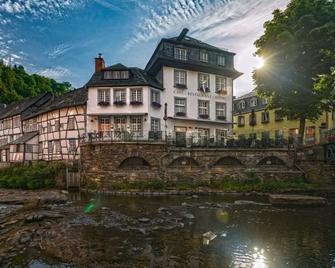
[253,0,335,144]
[0,61,72,104]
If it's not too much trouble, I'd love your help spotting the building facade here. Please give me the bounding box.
[233,91,335,145]
[145,28,242,144]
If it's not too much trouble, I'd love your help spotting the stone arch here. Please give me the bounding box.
[257,156,286,166]
[169,156,199,168]
[119,156,150,170]
[212,156,243,167]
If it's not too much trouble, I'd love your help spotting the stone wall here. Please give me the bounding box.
[80,142,301,190]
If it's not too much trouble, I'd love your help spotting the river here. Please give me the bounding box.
[7,193,335,267]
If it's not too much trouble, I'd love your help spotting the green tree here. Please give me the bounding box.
[253,0,335,145]
[0,61,72,104]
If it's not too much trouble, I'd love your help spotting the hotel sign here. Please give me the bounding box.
[173,90,226,100]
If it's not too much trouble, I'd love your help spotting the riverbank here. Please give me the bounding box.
[0,188,334,267]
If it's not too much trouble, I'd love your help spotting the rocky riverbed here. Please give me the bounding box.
[0,190,334,267]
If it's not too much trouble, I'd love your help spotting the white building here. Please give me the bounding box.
[145,28,242,144]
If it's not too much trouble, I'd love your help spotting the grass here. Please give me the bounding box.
[102,175,318,193]
[0,162,65,190]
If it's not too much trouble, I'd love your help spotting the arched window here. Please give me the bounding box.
[213,156,243,167]
[119,157,150,169]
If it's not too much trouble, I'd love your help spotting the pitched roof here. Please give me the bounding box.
[234,91,257,101]
[86,65,163,90]
[10,131,38,145]
[0,93,51,120]
[23,87,88,120]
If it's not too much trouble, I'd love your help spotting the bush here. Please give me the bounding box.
[0,162,65,190]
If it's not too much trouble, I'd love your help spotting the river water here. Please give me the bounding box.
[28,194,335,268]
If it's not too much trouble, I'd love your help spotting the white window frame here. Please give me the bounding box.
[174,47,187,61]
[218,55,225,66]
[151,118,160,132]
[130,88,143,103]
[174,70,187,86]
[238,116,245,126]
[174,98,187,116]
[198,73,210,91]
[239,101,245,109]
[215,76,227,93]
[97,89,110,104]
[198,100,210,117]
[216,102,226,118]
[250,98,258,107]
[130,116,143,136]
[200,51,208,62]
[113,88,126,103]
[114,116,127,132]
[261,111,269,123]
[99,117,111,132]
[151,89,160,104]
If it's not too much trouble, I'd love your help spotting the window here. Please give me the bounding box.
[218,55,225,66]
[114,116,127,131]
[114,88,126,104]
[198,73,210,92]
[47,122,52,133]
[215,76,227,93]
[151,118,160,132]
[238,116,245,126]
[13,117,20,128]
[216,129,227,142]
[275,111,284,121]
[48,141,53,154]
[98,89,110,105]
[261,111,269,123]
[250,98,258,107]
[99,117,110,132]
[54,141,61,154]
[174,47,187,60]
[69,139,77,153]
[55,120,60,131]
[261,98,268,105]
[130,88,143,104]
[67,117,75,130]
[216,102,226,120]
[25,144,34,153]
[198,128,210,139]
[261,131,270,141]
[200,51,208,62]
[130,116,143,136]
[175,98,187,116]
[104,71,129,79]
[239,101,245,109]
[275,130,284,140]
[151,89,161,108]
[198,100,210,119]
[174,70,187,88]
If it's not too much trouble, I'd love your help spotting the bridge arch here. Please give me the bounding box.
[212,156,244,167]
[119,156,150,170]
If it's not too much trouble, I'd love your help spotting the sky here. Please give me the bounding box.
[0,0,289,97]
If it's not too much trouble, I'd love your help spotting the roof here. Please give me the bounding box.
[164,35,235,55]
[234,91,257,101]
[0,93,51,120]
[23,88,88,120]
[0,143,9,150]
[86,65,163,90]
[10,131,39,145]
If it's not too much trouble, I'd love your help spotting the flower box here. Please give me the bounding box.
[98,101,110,106]
[198,87,210,92]
[174,84,187,89]
[199,114,209,119]
[130,101,143,106]
[113,101,126,106]
[175,112,186,117]
[216,90,227,95]
[216,116,226,121]
[151,102,161,108]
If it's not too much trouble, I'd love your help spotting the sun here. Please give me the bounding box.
[255,56,265,69]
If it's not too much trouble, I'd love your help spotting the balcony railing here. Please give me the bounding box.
[80,131,292,148]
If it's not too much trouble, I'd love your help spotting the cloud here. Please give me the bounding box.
[37,66,71,80]
[48,43,73,58]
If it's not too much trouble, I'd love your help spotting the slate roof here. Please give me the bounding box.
[86,64,163,90]
[23,87,88,120]
[10,131,39,145]
[0,93,51,120]
[235,91,257,101]
[164,35,235,55]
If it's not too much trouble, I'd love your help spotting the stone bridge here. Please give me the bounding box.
[80,142,302,189]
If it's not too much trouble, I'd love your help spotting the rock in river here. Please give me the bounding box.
[269,194,328,206]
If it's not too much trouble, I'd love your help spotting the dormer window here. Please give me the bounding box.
[174,47,187,61]
[239,100,245,109]
[104,70,129,79]
[200,51,208,62]
[250,98,258,107]
[218,55,225,66]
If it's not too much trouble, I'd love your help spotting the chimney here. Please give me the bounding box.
[95,53,105,72]
[177,28,189,41]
